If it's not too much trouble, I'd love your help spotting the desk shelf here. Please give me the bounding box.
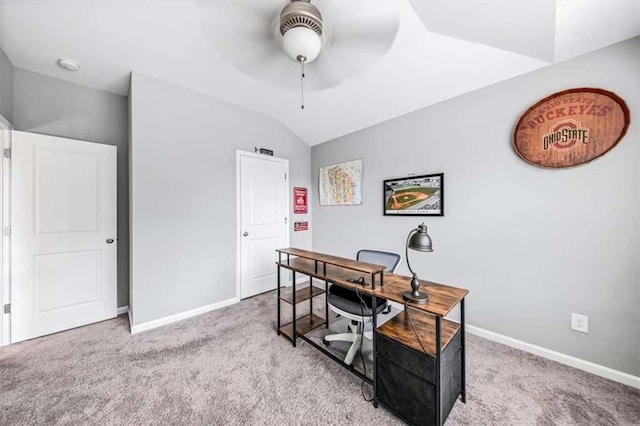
[278,247,385,275]
[279,285,325,305]
[277,258,379,290]
[279,313,325,341]
[377,311,460,357]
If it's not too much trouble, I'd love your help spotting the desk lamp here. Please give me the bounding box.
[404,223,432,304]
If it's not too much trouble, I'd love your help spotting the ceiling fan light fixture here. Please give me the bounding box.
[278,0,325,109]
[279,0,323,64]
[282,27,321,63]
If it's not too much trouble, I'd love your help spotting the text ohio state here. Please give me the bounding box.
[543,127,588,150]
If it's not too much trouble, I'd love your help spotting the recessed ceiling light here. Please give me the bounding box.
[57,58,80,71]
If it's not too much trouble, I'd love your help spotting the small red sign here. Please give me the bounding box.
[293,187,308,214]
[294,221,308,231]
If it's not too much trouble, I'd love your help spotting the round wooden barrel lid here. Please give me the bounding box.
[513,88,630,168]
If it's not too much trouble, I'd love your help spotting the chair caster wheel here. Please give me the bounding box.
[323,338,330,346]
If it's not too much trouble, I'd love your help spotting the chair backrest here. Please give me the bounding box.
[357,249,402,273]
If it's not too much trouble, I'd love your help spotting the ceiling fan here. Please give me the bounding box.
[197,0,400,106]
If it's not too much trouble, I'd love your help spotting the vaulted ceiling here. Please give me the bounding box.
[1,1,638,145]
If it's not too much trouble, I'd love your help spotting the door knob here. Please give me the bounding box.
[243,232,249,237]
[106,239,114,244]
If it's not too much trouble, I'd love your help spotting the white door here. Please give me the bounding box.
[11,131,117,343]
[238,152,289,299]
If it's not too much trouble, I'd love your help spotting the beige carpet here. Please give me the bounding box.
[1,291,639,425]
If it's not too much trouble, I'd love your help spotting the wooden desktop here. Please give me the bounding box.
[275,247,468,426]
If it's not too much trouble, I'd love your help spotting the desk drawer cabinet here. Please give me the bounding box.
[376,331,462,425]
[377,333,435,382]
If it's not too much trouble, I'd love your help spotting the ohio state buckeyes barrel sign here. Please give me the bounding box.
[513,88,629,168]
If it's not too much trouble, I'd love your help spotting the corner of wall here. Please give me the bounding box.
[128,71,134,326]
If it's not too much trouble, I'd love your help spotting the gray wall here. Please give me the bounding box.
[129,73,311,326]
[311,38,639,375]
[13,69,130,308]
[0,46,13,123]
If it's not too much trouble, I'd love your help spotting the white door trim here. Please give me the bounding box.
[0,117,11,346]
[235,150,290,300]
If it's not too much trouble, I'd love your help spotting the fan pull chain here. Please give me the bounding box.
[298,55,306,110]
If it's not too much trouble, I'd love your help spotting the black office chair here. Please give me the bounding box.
[323,249,401,365]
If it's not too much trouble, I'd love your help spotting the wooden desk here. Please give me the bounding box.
[275,248,468,426]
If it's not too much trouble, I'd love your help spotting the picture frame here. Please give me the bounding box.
[319,158,363,206]
[383,173,444,216]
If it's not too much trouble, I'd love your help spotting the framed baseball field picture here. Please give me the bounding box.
[383,173,444,216]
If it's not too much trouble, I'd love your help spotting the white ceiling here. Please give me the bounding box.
[0,0,638,146]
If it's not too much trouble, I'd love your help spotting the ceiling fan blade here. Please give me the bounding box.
[298,1,401,90]
[196,1,283,29]
[194,1,299,85]
[247,49,299,86]
[304,54,344,90]
[327,13,400,56]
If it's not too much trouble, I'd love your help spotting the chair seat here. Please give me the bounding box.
[327,285,386,317]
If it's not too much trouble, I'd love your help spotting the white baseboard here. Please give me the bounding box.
[130,297,239,334]
[466,325,640,389]
[117,305,129,315]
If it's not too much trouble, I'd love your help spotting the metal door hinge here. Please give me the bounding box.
[3,303,10,314]
[284,217,288,224]
[284,173,287,180]
[3,226,10,236]
[3,148,11,159]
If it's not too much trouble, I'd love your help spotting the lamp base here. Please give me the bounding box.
[403,291,428,304]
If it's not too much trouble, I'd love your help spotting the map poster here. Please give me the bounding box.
[319,159,363,206]
[383,173,444,216]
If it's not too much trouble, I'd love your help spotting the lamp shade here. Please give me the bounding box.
[408,223,433,252]
[282,27,321,63]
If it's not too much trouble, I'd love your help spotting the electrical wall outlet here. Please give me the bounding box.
[571,313,589,333]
